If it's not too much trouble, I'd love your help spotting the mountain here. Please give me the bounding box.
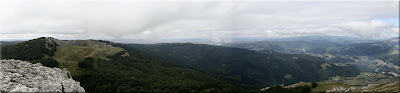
[1,37,58,61]
[306,37,399,76]
[0,41,21,46]
[1,37,241,92]
[306,37,399,64]
[223,35,380,54]
[262,35,380,43]
[224,40,344,54]
[127,43,360,89]
[306,38,396,56]
[225,36,399,77]
[0,59,85,92]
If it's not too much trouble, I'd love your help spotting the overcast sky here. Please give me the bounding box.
[0,0,398,43]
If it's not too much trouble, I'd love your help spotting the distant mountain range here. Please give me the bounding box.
[306,37,399,75]
[224,36,399,76]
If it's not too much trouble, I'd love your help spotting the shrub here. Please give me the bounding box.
[311,82,318,88]
[78,57,94,68]
[37,58,59,68]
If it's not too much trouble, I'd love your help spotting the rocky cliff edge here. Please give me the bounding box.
[0,59,85,92]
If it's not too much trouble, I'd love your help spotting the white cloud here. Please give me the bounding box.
[338,20,397,39]
[0,0,398,43]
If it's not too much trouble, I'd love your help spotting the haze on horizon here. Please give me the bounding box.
[0,0,398,44]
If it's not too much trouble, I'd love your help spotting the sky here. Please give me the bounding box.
[0,0,398,44]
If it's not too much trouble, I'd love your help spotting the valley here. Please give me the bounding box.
[225,36,399,92]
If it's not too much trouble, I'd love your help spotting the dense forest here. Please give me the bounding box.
[73,51,242,92]
[127,43,360,89]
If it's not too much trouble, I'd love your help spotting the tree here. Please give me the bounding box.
[311,82,318,88]
[32,58,59,68]
[78,57,94,68]
[117,86,130,92]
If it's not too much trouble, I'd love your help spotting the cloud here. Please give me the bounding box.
[338,20,396,39]
[0,0,398,43]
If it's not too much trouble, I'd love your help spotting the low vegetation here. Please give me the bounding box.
[262,85,311,93]
[31,58,59,68]
[78,57,94,68]
[311,81,353,92]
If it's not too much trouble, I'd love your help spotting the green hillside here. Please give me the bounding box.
[0,37,241,92]
[284,80,399,92]
[1,37,58,60]
[52,40,124,75]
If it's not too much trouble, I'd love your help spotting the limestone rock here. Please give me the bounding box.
[0,59,85,92]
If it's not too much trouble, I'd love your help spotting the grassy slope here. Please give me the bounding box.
[339,72,398,85]
[287,81,397,92]
[285,82,311,88]
[373,83,400,92]
[284,81,352,92]
[311,81,352,92]
[51,40,123,76]
[286,72,400,92]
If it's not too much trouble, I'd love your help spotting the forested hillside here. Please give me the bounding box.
[127,43,360,89]
[1,37,58,60]
[1,37,241,92]
[224,40,344,54]
[304,37,400,79]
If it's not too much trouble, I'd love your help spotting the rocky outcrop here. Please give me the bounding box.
[326,86,347,92]
[0,59,85,92]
